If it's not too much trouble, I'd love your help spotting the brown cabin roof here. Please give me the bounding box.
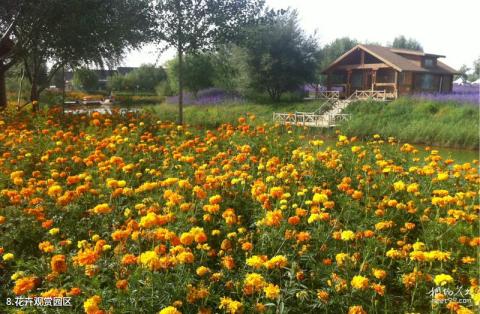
[322,44,458,75]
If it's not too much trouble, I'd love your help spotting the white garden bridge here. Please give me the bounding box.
[273,90,388,128]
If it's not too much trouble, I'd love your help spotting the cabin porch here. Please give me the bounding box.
[326,67,399,99]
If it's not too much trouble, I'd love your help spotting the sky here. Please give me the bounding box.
[122,0,480,70]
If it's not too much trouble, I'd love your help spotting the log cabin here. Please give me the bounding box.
[321,44,459,99]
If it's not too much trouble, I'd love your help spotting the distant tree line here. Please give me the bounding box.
[2,0,466,123]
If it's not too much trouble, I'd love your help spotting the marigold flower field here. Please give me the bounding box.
[0,109,478,314]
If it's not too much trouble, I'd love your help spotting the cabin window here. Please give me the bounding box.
[424,58,434,68]
[420,74,434,90]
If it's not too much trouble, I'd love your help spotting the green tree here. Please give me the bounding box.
[469,57,479,81]
[456,65,470,82]
[125,65,167,92]
[0,0,154,110]
[167,54,215,97]
[318,37,358,84]
[154,0,265,124]
[72,68,99,92]
[391,35,423,51]
[211,45,249,93]
[243,10,319,101]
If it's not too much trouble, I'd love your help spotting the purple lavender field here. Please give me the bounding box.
[413,84,479,105]
[166,88,245,105]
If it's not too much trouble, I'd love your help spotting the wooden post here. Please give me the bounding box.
[326,72,332,91]
[360,50,365,65]
[347,70,352,96]
[372,69,377,91]
[394,71,399,98]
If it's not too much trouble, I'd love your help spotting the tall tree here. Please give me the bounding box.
[167,53,215,97]
[0,0,154,110]
[72,68,99,92]
[469,57,480,81]
[318,37,358,84]
[391,35,423,51]
[243,10,318,101]
[154,0,265,124]
[456,65,470,82]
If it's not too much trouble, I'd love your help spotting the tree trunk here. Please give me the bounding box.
[0,63,6,109]
[177,47,184,125]
[31,78,39,112]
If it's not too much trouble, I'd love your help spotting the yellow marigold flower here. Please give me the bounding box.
[386,248,402,259]
[393,180,405,191]
[340,230,355,241]
[351,146,361,153]
[49,228,60,236]
[437,172,449,181]
[348,305,367,314]
[219,297,243,314]
[372,268,387,280]
[158,306,182,314]
[461,256,475,264]
[11,271,25,281]
[138,251,160,271]
[351,275,369,290]
[409,251,426,262]
[209,194,222,205]
[83,295,102,314]
[140,212,158,228]
[434,274,454,286]
[47,185,63,197]
[470,286,480,306]
[307,213,329,224]
[176,251,194,264]
[338,135,348,142]
[264,255,288,269]
[180,232,194,246]
[90,203,112,214]
[335,253,350,266]
[263,283,280,299]
[196,266,210,277]
[425,250,451,262]
[375,220,394,231]
[264,210,283,227]
[407,183,419,193]
[244,273,265,292]
[246,255,265,269]
[2,252,14,261]
[312,193,328,204]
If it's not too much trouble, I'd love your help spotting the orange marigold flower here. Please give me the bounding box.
[116,279,128,290]
[348,305,367,314]
[222,255,236,270]
[13,276,37,295]
[51,254,67,273]
[90,203,112,214]
[39,241,55,253]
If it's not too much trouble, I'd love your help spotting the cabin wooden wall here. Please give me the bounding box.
[441,75,453,92]
[398,71,413,95]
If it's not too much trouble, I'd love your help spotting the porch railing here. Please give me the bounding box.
[348,90,387,101]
